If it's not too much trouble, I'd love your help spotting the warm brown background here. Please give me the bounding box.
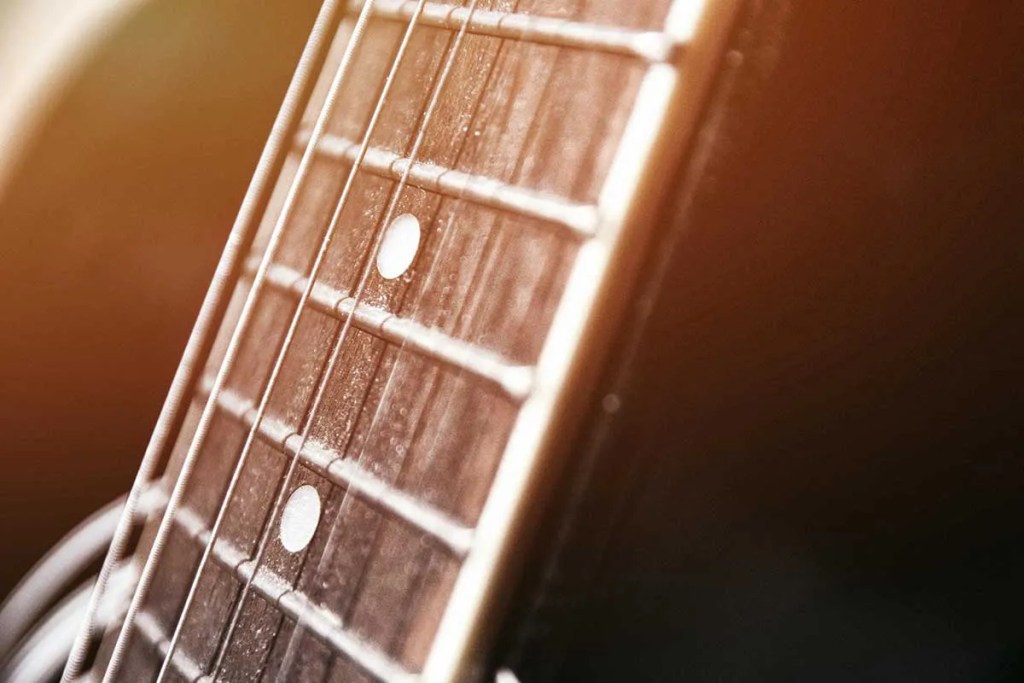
[0,0,321,599]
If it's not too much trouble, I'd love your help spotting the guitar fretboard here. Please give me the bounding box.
[75,0,729,680]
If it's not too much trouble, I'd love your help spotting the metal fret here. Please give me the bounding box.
[134,611,206,683]
[250,259,534,401]
[170,505,414,683]
[365,0,685,62]
[198,380,475,557]
[297,129,600,237]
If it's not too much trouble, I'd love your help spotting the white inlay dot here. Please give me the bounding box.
[376,213,421,279]
[279,484,321,553]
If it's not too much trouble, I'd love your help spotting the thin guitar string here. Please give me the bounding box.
[99,4,382,681]
[152,2,435,680]
[207,1,486,676]
[272,2,587,673]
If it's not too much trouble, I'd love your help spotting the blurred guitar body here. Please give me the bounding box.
[2,1,1021,682]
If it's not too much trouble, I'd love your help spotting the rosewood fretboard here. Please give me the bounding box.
[71,0,733,680]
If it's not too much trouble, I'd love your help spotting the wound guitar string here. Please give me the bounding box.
[204,0,484,678]
[153,2,437,680]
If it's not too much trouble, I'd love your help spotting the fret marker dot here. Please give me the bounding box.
[377,213,420,279]
[279,485,321,553]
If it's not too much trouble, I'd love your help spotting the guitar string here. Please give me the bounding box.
[56,4,350,681]
[271,0,595,672]
[145,1,436,678]
[205,1,487,676]
[99,2,382,681]
[268,8,520,676]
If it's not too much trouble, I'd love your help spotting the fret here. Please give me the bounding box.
[364,0,685,62]
[199,380,474,556]
[297,129,601,238]
[170,504,414,683]
[250,258,535,401]
[134,611,206,683]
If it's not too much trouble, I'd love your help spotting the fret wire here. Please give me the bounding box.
[247,259,534,400]
[298,129,601,237]
[144,2,389,680]
[364,0,685,62]
[162,504,415,683]
[194,381,474,556]
[78,2,361,681]
[205,0,451,676]
[270,1,501,677]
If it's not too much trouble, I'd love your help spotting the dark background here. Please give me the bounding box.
[0,0,321,600]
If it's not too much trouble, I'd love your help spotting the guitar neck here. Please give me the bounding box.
[71,0,740,680]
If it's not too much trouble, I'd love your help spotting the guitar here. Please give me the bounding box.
[4,0,1022,681]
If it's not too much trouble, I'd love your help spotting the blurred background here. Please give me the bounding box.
[0,0,320,600]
